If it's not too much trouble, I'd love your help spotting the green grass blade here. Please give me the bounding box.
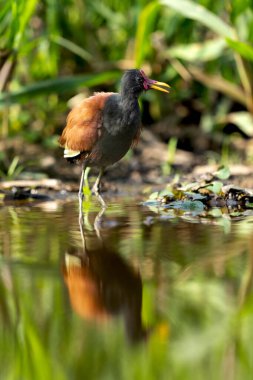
[50,35,93,62]
[0,2,11,24]
[226,38,253,62]
[0,71,120,107]
[7,156,20,177]
[13,0,38,50]
[135,1,161,67]
[161,0,234,38]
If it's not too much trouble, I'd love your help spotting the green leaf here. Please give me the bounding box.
[161,0,234,38]
[226,38,253,62]
[232,0,252,13]
[215,166,230,180]
[166,38,227,62]
[230,0,253,22]
[0,71,120,106]
[206,181,223,194]
[208,208,223,217]
[149,191,159,200]
[169,200,205,213]
[180,182,200,191]
[159,189,174,198]
[184,192,207,200]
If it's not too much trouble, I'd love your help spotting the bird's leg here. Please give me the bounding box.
[84,167,91,192]
[92,168,104,194]
[79,165,91,221]
[78,166,91,198]
[78,164,86,199]
[92,168,106,208]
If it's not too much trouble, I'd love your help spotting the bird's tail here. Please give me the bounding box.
[64,148,80,158]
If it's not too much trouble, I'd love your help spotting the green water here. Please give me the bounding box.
[0,198,253,380]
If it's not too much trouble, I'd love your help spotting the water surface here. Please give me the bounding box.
[0,197,253,379]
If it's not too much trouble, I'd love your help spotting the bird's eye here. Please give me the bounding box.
[137,76,144,87]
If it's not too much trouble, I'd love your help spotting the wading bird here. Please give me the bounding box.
[59,69,170,206]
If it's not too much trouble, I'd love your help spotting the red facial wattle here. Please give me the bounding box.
[143,81,149,90]
[140,69,170,93]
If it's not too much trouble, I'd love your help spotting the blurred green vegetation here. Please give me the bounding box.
[1,0,253,149]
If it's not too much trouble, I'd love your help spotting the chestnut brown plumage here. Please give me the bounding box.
[59,69,170,205]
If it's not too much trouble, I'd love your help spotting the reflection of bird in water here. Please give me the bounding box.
[62,208,148,343]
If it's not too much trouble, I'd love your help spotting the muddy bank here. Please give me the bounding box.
[1,128,253,194]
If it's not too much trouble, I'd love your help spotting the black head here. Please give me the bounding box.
[121,69,170,98]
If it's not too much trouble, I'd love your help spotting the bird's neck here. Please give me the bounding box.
[119,93,140,127]
[120,90,139,112]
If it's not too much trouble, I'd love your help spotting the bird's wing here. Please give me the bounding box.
[59,92,114,156]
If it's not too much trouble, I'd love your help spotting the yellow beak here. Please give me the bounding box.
[149,81,171,93]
